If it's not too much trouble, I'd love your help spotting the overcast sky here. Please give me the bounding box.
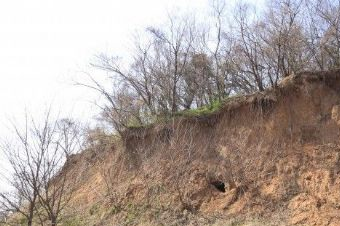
[0,0,264,191]
[0,0,209,123]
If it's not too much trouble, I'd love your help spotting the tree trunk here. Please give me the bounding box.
[51,215,57,226]
[27,201,35,226]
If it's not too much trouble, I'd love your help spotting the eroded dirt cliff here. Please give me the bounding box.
[62,70,340,226]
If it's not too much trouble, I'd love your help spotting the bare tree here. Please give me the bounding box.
[35,115,82,226]
[230,0,307,91]
[261,0,306,78]
[146,13,196,113]
[312,0,340,69]
[0,110,81,226]
[232,2,267,92]
[57,118,83,159]
[0,113,43,226]
[76,73,143,135]
[205,0,232,99]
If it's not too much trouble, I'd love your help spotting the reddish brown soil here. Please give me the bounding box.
[64,70,340,225]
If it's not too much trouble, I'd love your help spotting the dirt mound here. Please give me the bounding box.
[64,70,340,225]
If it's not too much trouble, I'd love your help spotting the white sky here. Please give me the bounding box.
[0,0,264,191]
[0,0,208,121]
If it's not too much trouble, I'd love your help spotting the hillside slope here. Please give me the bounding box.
[63,70,340,226]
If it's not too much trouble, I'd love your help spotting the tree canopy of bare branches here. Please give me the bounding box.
[79,0,340,133]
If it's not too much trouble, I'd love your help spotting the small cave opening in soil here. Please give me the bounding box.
[211,180,226,193]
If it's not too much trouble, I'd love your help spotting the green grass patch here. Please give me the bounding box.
[174,99,223,117]
[126,98,230,130]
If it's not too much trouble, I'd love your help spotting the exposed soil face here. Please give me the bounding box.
[63,70,340,225]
